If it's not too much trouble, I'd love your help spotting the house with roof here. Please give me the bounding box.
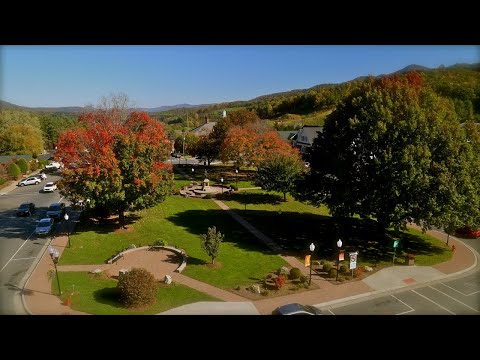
[190,116,217,137]
[293,125,323,154]
[277,130,298,145]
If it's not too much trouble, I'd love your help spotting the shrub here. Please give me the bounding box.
[153,239,168,247]
[277,267,289,276]
[230,184,238,191]
[117,268,157,308]
[289,267,302,280]
[234,285,241,291]
[339,264,348,273]
[261,290,270,296]
[338,276,345,282]
[320,260,325,265]
[0,178,6,186]
[328,268,337,278]
[7,162,21,180]
[204,194,213,199]
[273,275,286,289]
[16,158,29,173]
[323,262,332,272]
[29,161,38,171]
[354,266,365,278]
[299,275,307,283]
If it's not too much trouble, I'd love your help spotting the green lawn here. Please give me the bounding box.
[61,196,287,289]
[52,272,220,315]
[220,189,452,268]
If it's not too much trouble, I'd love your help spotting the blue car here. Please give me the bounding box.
[35,218,54,236]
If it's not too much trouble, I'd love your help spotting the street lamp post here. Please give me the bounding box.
[220,177,224,196]
[309,243,315,286]
[336,239,343,282]
[191,167,195,181]
[48,246,61,295]
[235,168,238,189]
[64,213,71,248]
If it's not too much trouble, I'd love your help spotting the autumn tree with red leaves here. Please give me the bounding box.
[55,110,174,227]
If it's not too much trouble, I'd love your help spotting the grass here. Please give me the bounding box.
[220,189,452,268]
[60,196,287,289]
[52,272,220,315]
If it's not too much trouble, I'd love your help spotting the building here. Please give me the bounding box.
[293,125,323,154]
[277,130,298,145]
[190,116,217,137]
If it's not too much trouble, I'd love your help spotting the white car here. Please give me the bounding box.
[17,177,41,187]
[43,182,57,192]
[35,218,54,236]
[45,162,61,170]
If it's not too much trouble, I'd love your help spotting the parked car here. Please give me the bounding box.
[17,177,42,187]
[42,182,57,193]
[272,303,323,315]
[456,227,480,239]
[46,202,66,220]
[45,161,61,170]
[16,202,36,216]
[35,218,54,236]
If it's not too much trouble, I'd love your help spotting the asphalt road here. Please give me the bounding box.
[0,173,68,314]
[318,237,480,315]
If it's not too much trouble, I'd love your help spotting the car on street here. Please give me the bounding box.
[46,202,66,220]
[17,176,42,187]
[42,182,57,192]
[16,202,36,216]
[35,218,54,236]
[271,303,323,315]
[45,161,61,170]
[456,227,480,239]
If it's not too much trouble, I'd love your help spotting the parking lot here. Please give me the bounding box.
[322,272,480,315]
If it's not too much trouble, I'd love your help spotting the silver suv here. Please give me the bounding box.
[17,176,42,187]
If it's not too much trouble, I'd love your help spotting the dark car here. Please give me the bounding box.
[46,202,66,221]
[16,202,36,216]
[272,303,322,315]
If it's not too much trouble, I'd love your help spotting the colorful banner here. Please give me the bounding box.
[304,255,311,267]
[339,250,345,261]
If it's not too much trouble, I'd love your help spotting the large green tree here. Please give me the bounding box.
[297,73,480,233]
[55,110,174,227]
[0,110,44,155]
[255,152,304,201]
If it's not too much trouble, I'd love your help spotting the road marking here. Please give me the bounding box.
[391,295,415,315]
[328,309,335,315]
[0,233,36,273]
[440,282,480,296]
[11,257,38,261]
[429,286,479,312]
[411,289,456,315]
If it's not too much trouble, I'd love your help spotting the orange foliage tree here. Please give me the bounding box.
[55,111,174,227]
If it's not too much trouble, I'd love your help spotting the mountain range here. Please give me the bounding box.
[1,63,478,114]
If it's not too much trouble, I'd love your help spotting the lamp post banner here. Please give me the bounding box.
[349,252,358,270]
[339,250,345,261]
[304,255,311,267]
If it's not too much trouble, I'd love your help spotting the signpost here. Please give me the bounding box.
[393,239,399,265]
[349,251,358,277]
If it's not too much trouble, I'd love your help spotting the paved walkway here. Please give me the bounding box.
[21,197,478,315]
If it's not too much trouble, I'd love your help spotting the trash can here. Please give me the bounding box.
[405,254,415,266]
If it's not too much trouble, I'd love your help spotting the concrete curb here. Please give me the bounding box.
[315,233,479,310]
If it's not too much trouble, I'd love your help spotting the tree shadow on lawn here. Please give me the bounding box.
[167,208,446,265]
[93,287,123,308]
[73,213,142,235]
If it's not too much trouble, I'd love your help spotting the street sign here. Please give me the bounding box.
[349,251,358,270]
[393,240,399,248]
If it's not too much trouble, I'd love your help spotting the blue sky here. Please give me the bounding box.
[1,45,478,108]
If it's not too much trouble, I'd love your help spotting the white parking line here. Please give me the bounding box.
[391,295,415,315]
[11,257,38,261]
[441,282,480,296]
[429,286,479,312]
[411,289,456,315]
